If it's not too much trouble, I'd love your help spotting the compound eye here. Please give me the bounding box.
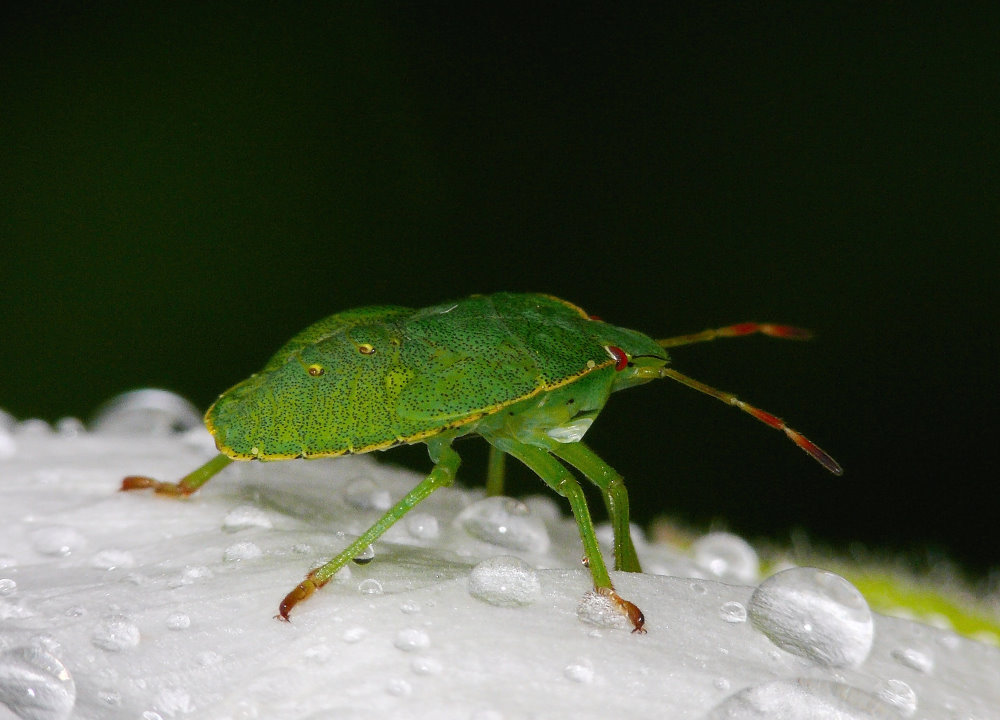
[307,364,325,376]
[605,345,628,371]
[357,343,375,355]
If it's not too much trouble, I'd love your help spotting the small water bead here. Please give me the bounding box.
[196,651,222,667]
[98,689,122,707]
[165,613,191,631]
[91,618,141,652]
[342,627,367,644]
[222,505,273,532]
[90,549,135,570]
[54,417,85,437]
[386,678,412,697]
[748,567,874,668]
[467,556,541,608]
[719,601,748,624]
[0,579,16,597]
[0,431,16,459]
[358,579,383,595]
[399,600,421,615]
[224,542,262,563]
[563,659,594,684]
[352,545,375,565]
[876,679,917,717]
[891,647,934,673]
[0,556,16,570]
[345,478,392,511]
[410,656,442,676]
[456,497,550,553]
[30,527,86,557]
[90,389,201,436]
[0,646,76,720]
[16,419,52,436]
[155,687,194,715]
[394,628,431,652]
[692,532,759,584]
[405,513,440,540]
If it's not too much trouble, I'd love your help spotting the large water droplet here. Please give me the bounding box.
[344,478,392,511]
[30,527,86,557]
[748,567,874,667]
[692,532,759,584]
[456,497,550,553]
[90,389,201,435]
[0,646,76,720]
[91,618,141,652]
[467,556,541,607]
[222,505,273,532]
[704,679,902,719]
[875,678,917,717]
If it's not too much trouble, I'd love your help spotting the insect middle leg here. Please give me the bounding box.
[545,442,641,573]
[487,437,645,633]
[278,440,462,620]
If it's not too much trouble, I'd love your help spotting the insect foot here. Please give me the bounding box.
[120,476,191,496]
[277,577,320,621]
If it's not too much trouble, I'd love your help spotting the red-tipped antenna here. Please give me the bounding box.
[658,367,842,475]
[656,322,813,348]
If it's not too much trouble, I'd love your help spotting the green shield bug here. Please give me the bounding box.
[122,292,841,632]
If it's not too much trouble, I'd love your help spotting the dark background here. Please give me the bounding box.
[2,4,997,577]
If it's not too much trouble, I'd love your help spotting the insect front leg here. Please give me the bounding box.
[121,453,234,496]
[546,442,642,573]
[487,437,645,633]
[278,440,462,620]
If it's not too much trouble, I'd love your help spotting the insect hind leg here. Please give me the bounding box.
[278,440,462,620]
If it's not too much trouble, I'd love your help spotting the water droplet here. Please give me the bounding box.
[399,600,421,615]
[0,431,17,459]
[719,600,748,623]
[224,541,262,563]
[165,613,191,631]
[90,389,201,436]
[692,532,759,584]
[705,679,902,719]
[16,419,52,436]
[0,579,16,597]
[563,659,594,683]
[141,711,165,720]
[405,513,440,540]
[386,678,412,697]
[467,556,541,607]
[456,497,550,552]
[352,545,375,565]
[342,627,367,644]
[304,644,333,664]
[155,687,194,715]
[689,581,708,595]
[98,689,122,707]
[876,678,917,717]
[714,677,731,692]
[30,527,86,557]
[345,478,392,511]
[54,417,85,437]
[748,567,874,667]
[196,651,222,666]
[358,579,383,595]
[90,549,135,570]
[0,646,76,720]
[222,505,273,532]
[0,556,16,570]
[410,656,442,675]
[891,646,934,673]
[576,591,632,631]
[394,628,431,652]
[91,618,141,652]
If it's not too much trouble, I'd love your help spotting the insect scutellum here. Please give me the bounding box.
[122,293,841,633]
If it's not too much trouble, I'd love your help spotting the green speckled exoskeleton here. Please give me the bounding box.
[123,292,841,632]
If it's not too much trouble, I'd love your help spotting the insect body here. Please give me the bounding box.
[123,293,842,632]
